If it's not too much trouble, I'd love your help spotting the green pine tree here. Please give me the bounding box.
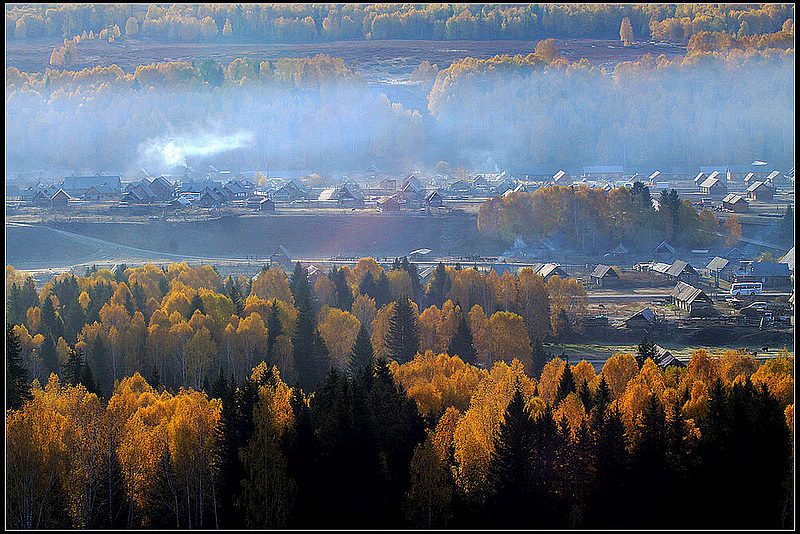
[348,324,374,379]
[555,362,576,405]
[7,323,31,410]
[448,310,477,366]
[385,297,420,364]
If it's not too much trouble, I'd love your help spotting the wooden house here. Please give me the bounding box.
[553,170,572,186]
[270,245,293,270]
[665,260,700,285]
[50,189,72,210]
[625,307,658,329]
[721,194,748,212]
[590,264,621,287]
[670,282,714,316]
[698,176,728,197]
[259,198,275,212]
[746,181,774,201]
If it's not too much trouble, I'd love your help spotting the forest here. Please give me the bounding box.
[6,4,795,43]
[477,184,719,251]
[5,33,795,173]
[6,258,794,528]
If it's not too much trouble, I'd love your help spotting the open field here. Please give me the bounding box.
[6,37,688,78]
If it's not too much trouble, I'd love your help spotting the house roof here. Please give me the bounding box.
[653,241,675,254]
[779,247,794,271]
[272,245,292,258]
[591,264,619,278]
[627,307,656,324]
[652,262,672,274]
[648,170,661,181]
[553,170,568,181]
[537,263,566,278]
[666,260,697,278]
[51,189,71,201]
[699,177,724,189]
[722,193,746,204]
[654,345,685,368]
[706,257,730,272]
[751,262,790,277]
[693,172,705,183]
[670,281,711,304]
[746,181,771,193]
[318,188,337,201]
[409,248,432,256]
[766,170,781,181]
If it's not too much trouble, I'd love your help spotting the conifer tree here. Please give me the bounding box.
[487,388,533,527]
[555,362,576,405]
[189,293,205,316]
[448,310,477,366]
[426,262,451,307]
[266,299,283,365]
[225,275,244,316]
[530,339,548,379]
[328,267,353,311]
[374,271,392,308]
[6,323,31,410]
[348,324,374,379]
[385,297,420,364]
[357,270,376,299]
[289,262,312,306]
[63,346,84,386]
[292,295,331,392]
[636,337,657,367]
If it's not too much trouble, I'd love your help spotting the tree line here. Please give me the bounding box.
[7,316,794,528]
[477,184,719,252]
[6,257,590,396]
[6,32,793,173]
[8,4,793,43]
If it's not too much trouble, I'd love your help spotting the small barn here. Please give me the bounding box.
[746,181,774,201]
[699,177,728,197]
[425,190,444,208]
[654,345,685,369]
[746,261,792,288]
[706,257,733,283]
[721,194,748,212]
[625,307,658,329]
[653,241,676,260]
[260,198,276,212]
[536,263,569,281]
[270,246,293,270]
[590,264,621,287]
[670,282,714,316]
[50,189,72,210]
[665,260,700,285]
[377,195,402,212]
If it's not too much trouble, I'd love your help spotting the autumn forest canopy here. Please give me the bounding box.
[5,259,794,528]
[4,4,796,173]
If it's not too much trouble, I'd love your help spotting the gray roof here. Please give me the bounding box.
[654,241,675,254]
[652,262,672,274]
[722,193,746,204]
[628,307,656,324]
[706,257,730,272]
[670,282,711,304]
[666,260,698,278]
[591,264,619,278]
[537,263,567,278]
[746,181,772,193]
[699,177,724,189]
[654,345,685,368]
[751,262,790,277]
[779,247,794,271]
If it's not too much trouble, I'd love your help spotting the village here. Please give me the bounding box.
[6,160,794,367]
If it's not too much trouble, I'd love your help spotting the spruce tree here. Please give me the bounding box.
[448,310,477,366]
[289,262,312,306]
[7,283,23,325]
[373,271,392,308]
[40,335,59,374]
[348,324,374,379]
[292,295,331,392]
[328,267,353,311]
[189,293,205,316]
[6,323,31,410]
[530,339,548,380]
[357,270,376,299]
[21,276,39,313]
[113,263,128,283]
[636,337,657,368]
[385,297,420,364]
[225,275,244,316]
[555,363,576,405]
[487,388,533,527]
[426,262,451,307]
[64,346,84,386]
[130,282,147,316]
